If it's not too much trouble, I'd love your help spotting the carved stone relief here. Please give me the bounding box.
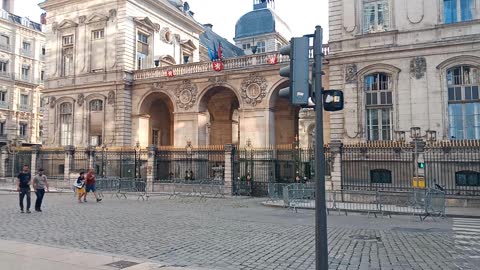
[345,64,358,83]
[410,57,427,79]
[108,91,115,104]
[109,9,117,19]
[407,0,425,24]
[78,15,86,24]
[175,80,197,110]
[77,94,84,106]
[49,97,56,108]
[240,74,268,107]
[208,76,227,85]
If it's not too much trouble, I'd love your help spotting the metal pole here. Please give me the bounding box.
[313,25,328,270]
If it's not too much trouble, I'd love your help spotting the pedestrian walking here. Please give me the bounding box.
[85,168,101,202]
[17,165,31,214]
[32,168,49,212]
[75,171,86,203]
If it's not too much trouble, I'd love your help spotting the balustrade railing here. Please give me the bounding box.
[134,44,329,81]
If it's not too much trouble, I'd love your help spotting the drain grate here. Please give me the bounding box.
[349,234,381,241]
[105,260,140,269]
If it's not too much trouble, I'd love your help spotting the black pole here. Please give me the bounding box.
[313,25,328,270]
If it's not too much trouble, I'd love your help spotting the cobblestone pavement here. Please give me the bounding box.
[0,193,473,270]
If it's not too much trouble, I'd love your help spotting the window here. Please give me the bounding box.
[257,41,266,53]
[444,0,474,24]
[59,103,73,146]
[136,32,149,70]
[63,35,74,46]
[364,73,393,141]
[62,47,74,76]
[41,47,45,56]
[90,135,102,146]
[0,61,7,73]
[242,43,251,50]
[0,122,4,136]
[20,94,29,106]
[21,65,30,80]
[39,125,43,139]
[90,100,103,111]
[456,171,480,186]
[152,129,159,146]
[19,123,27,137]
[22,41,31,51]
[447,66,480,140]
[0,35,9,49]
[40,70,44,81]
[363,0,390,33]
[137,32,148,44]
[370,169,392,184]
[0,90,6,102]
[92,29,104,40]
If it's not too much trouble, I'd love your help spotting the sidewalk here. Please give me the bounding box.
[0,239,204,270]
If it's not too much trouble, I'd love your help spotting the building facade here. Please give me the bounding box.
[40,0,329,149]
[328,0,480,143]
[0,1,44,147]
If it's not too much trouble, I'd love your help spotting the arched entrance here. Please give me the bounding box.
[269,81,300,146]
[139,92,174,146]
[199,86,240,146]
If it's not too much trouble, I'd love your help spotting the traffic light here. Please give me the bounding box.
[418,162,425,169]
[279,37,310,105]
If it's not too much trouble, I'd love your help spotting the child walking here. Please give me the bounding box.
[76,172,86,203]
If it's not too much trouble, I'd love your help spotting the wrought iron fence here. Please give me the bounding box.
[72,148,90,173]
[154,146,225,183]
[233,146,331,197]
[5,150,32,178]
[36,149,65,178]
[93,149,148,179]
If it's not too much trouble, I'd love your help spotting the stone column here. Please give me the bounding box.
[146,145,157,193]
[31,145,41,176]
[64,146,75,181]
[224,144,235,195]
[0,146,8,179]
[329,140,343,191]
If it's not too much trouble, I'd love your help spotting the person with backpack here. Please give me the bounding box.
[32,168,49,212]
[75,171,86,203]
[17,165,32,214]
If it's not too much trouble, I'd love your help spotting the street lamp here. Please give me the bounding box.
[7,136,21,184]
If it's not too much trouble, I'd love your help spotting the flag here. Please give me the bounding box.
[213,43,219,60]
[212,61,224,72]
[267,55,278,65]
[208,48,215,61]
[218,42,223,60]
[166,70,174,78]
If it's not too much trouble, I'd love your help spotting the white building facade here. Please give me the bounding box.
[328,0,480,143]
[0,1,44,146]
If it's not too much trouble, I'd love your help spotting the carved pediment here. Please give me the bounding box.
[159,55,176,65]
[134,17,160,32]
[86,13,109,24]
[57,19,78,30]
[180,39,197,51]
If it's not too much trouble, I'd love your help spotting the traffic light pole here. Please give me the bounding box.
[313,25,328,270]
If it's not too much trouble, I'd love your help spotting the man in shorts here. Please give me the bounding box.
[85,168,101,202]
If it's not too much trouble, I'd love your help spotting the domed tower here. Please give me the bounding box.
[234,0,291,54]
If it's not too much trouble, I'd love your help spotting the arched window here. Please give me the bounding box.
[447,65,480,140]
[364,72,393,141]
[89,99,103,111]
[59,102,73,146]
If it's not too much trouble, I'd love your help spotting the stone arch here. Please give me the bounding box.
[197,85,241,146]
[436,55,480,71]
[197,83,242,112]
[268,79,300,146]
[138,91,175,146]
[136,90,176,115]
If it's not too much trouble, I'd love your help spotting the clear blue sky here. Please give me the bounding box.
[21,0,329,42]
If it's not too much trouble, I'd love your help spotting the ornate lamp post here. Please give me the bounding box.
[7,136,21,184]
[135,142,140,179]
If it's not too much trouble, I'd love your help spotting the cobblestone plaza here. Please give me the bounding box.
[0,194,478,270]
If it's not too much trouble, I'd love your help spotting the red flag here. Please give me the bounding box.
[267,55,278,65]
[212,61,224,72]
[166,70,174,77]
[218,42,223,60]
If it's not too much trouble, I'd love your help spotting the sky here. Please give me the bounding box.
[20,0,329,42]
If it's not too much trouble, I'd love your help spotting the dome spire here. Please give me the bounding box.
[253,0,275,10]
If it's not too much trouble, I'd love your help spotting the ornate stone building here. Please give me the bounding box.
[0,1,44,147]
[328,0,480,143]
[40,0,329,149]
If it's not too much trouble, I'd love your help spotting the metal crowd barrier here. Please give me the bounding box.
[266,183,289,202]
[281,185,446,220]
[95,178,147,200]
[153,179,225,200]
